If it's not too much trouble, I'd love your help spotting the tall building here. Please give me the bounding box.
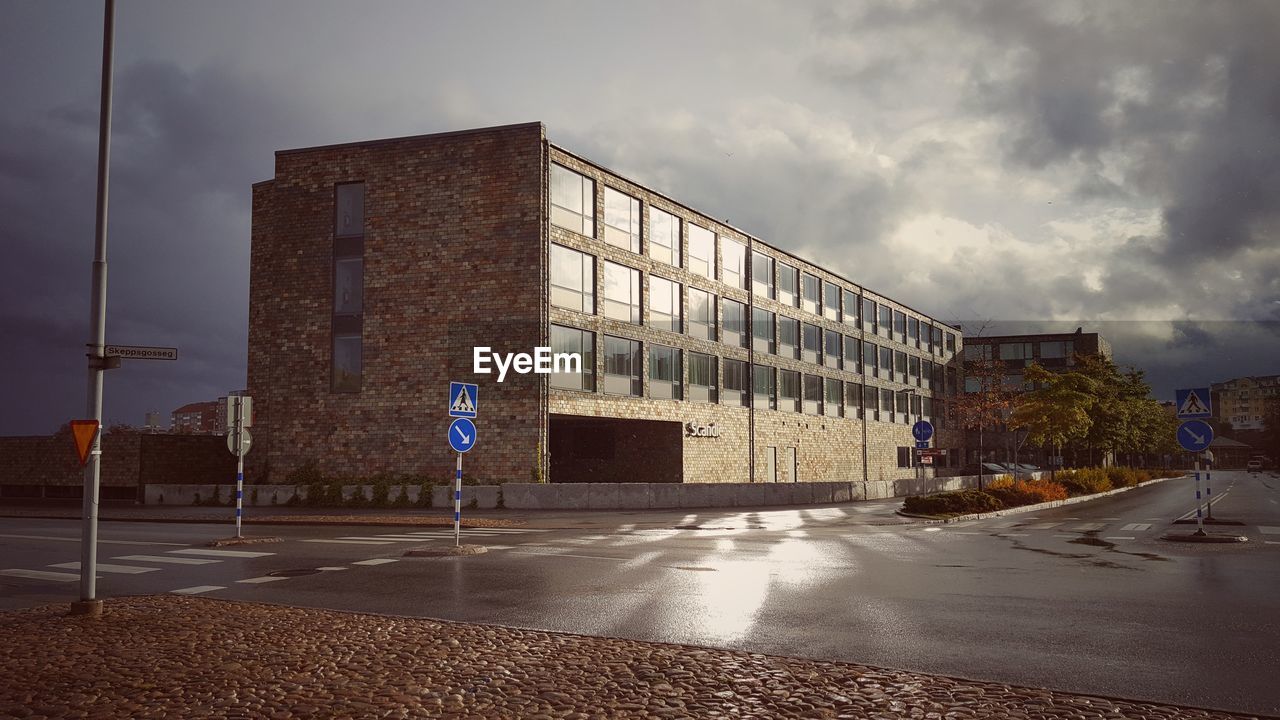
[1211,375,1280,432]
[170,401,218,434]
[248,123,964,485]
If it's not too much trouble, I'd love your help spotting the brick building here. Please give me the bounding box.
[170,401,218,435]
[248,122,964,486]
[1211,375,1279,432]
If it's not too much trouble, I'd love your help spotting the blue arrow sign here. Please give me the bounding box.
[1177,419,1213,453]
[449,382,478,418]
[912,420,934,442]
[1174,387,1211,419]
[448,418,477,453]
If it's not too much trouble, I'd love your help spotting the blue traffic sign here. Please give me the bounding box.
[912,420,934,442]
[449,382,478,418]
[448,418,477,453]
[1177,419,1213,453]
[1174,387,1211,419]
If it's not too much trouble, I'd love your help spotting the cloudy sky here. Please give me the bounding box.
[2,0,1277,435]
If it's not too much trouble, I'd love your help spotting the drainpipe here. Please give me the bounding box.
[746,235,755,484]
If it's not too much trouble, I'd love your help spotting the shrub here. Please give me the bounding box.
[903,489,1004,516]
[1105,466,1140,488]
[988,479,1069,506]
[284,461,325,486]
[370,473,393,507]
[417,481,432,508]
[987,475,1015,490]
[1059,467,1111,496]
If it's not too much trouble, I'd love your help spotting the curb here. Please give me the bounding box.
[896,475,1185,524]
[403,544,488,557]
[207,536,283,547]
[1161,533,1249,544]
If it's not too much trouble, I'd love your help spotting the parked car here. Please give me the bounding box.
[1246,459,1262,473]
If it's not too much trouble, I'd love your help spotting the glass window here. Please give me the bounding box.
[966,344,993,361]
[1040,340,1074,358]
[688,288,716,341]
[824,330,841,368]
[723,299,748,348]
[932,361,944,390]
[922,359,933,389]
[909,355,921,386]
[752,252,775,299]
[689,224,715,279]
[878,305,892,338]
[649,207,681,267]
[933,326,944,355]
[689,352,718,403]
[908,318,919,347]
[823,282,840,321]
[778,264,799,307]
[803,374,823,415]
[649,345,682,400]
[335,183,365,238]
[603,335,641,396]
[922,322,934,353]
[894,350,907,383]
[550,325,595,391]
[603,187,640,253]
[779,369,801,412]
[882,388,896,423]
[550,164,594,236]
[801,274,820,314]
[752,307,776,354]
[649,276,681,332]
[910,393,922,419]
[824,377,842,417]
[778,316,800,359]
[922,396,933,420]
[722,238,747,290]
[753,364,776,410]
[802,323,821,363]
[842,290,859,326]
[865,384,880,421]
[897,447,912,468]
[864,341,878,377]
[896,390,910,424]
[863,297,877,334]
[550,244,595,314]
[723,358,749,407]
[879,347,893,379]
[844,335,859,373]
[334,257,363,315]
[893,310,906,343]
[332,334,361,393]
[602,261,641,324]
[946,332,956,354]
[1000,342,1033,360]
[846,382,863,419]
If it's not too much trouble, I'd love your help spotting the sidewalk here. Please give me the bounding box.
[0,595,1259,719]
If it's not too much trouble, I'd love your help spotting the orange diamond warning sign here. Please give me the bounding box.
[70,419,100,466]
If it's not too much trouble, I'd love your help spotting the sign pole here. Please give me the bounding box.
[1193,456,1205,536]
[234,399,244,538]
[454,452,462,547]
[1204,455,1212,520]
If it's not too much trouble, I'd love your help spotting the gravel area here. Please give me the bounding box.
[0,596,1261,719]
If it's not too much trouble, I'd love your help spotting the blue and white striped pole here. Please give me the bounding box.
[1193,456,1204,536]
[1204,454,1213,520]
[454,452,462,547]
[235,448,244,538]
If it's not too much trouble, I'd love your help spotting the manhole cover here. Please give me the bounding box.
[268,568,322,577]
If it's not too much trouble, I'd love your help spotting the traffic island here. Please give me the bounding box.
[403,544,488,557]
[1161,532,1249,544]
[206,535,282,547]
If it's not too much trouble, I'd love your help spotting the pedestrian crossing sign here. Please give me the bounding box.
[448,382,478,418]
[1174,387,1211,419]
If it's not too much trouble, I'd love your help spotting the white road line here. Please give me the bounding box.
[952,531,980,535]
[1073,523,1106,531]
[172,585,224,595]
[1259,526,1280,535]
[169,548,274,559]
[1121,523,1152,532]
[999,533,1030,537]
[352,558,398,566]
[1104,536,1136,541]
[112,555,219,565]
[1027,523,1062,530]
[0,568,81,582]
[0,534,187,547]
[1266,541,1280,545]
[317,566,348,571]
[374,534,464,540]
[485,545,515,550]
[508,551,624,562]
[304,539,393,545]
[236,576,287,584]
[922,527,942,533]
[49,562,158,575]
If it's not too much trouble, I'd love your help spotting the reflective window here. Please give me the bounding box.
[863,297,877,334]
[723,359,749,407]
[824,330,841,368]
[893,310,906,343]
[803,374,823,415]
[846,382,863,419]
[603,187,641,253]
[778,316,800,359]
[779,369,801,412]
[550,164,594,236]
[864,384,880,421]
[753,307,776,354]
[844,335,860,373]
[752,252,775,299]
[824,378,842,417]
[801,273,820,314]
[753,364,776,410]
[649,345,682,400]
[823,282,840,321]
[333,334,361,393]
[878,305,892,338]
[334,258,363,315]
[723,299,748,348]
[549,244,595,313]
[842,289,859,326]
[648,276,681,333]
[603,335,642,396]
[550,325,595,391]
[778,264,799,307]
[335,183,364,238]
[722,238,747,290]
[688,288,716,341]
[649,207,681,267]
[802,323,821,364]
[689,352,718,404]
[602,261,641,324]
[689,224,715,279]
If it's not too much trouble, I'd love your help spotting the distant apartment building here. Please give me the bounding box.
[170,401,218,434]
[214,390,249,434]
[1211,375,1280,431]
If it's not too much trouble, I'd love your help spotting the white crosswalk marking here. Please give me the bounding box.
[1121,523,1152,532]
[236,576,287,584]
[352,558,398,566]
[0,568,81,582]
[0,534,187,546]
[1104,537,1135,541]
[169,548,274,559]
[1259,526,1280,535]
[112,555,219,565]
[49,562,158,575]
[172,585,225,595]
[304,539,392,545]
[1073,523,1106,531]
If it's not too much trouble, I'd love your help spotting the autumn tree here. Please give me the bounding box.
[1009,363,1096,480]
[951,356,1015,489]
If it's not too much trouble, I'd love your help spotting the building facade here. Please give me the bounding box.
[1211,375,1279,432]
[248,123,964,485]
[170,401,218,434]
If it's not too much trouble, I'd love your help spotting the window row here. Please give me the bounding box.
[550,325,948,426]
[550,165,957,357]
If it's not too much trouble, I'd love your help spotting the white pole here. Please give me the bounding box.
[1204,455,1213,520]
[454,452,462,547]
[1193,457,1204,536]
[234,399,245,537]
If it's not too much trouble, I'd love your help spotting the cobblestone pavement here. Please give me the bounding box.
[0,505,524,528]
[0,596,1262,719]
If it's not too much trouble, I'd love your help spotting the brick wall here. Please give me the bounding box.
[248,123,548,483]
[0,433,233,496]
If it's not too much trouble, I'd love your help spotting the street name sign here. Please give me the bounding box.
[449,382,478,418]
[912,420,934,442]
[1174,387,1211,419]
[1177,419,1213,453]
[104,344,178,361]
[69,419,100,466]
[448,418,477,453]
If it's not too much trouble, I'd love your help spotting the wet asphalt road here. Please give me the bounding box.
[2,470,1278,715]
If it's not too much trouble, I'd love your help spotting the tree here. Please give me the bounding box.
[1009,363,1096,480]
[952,356,1015,489]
